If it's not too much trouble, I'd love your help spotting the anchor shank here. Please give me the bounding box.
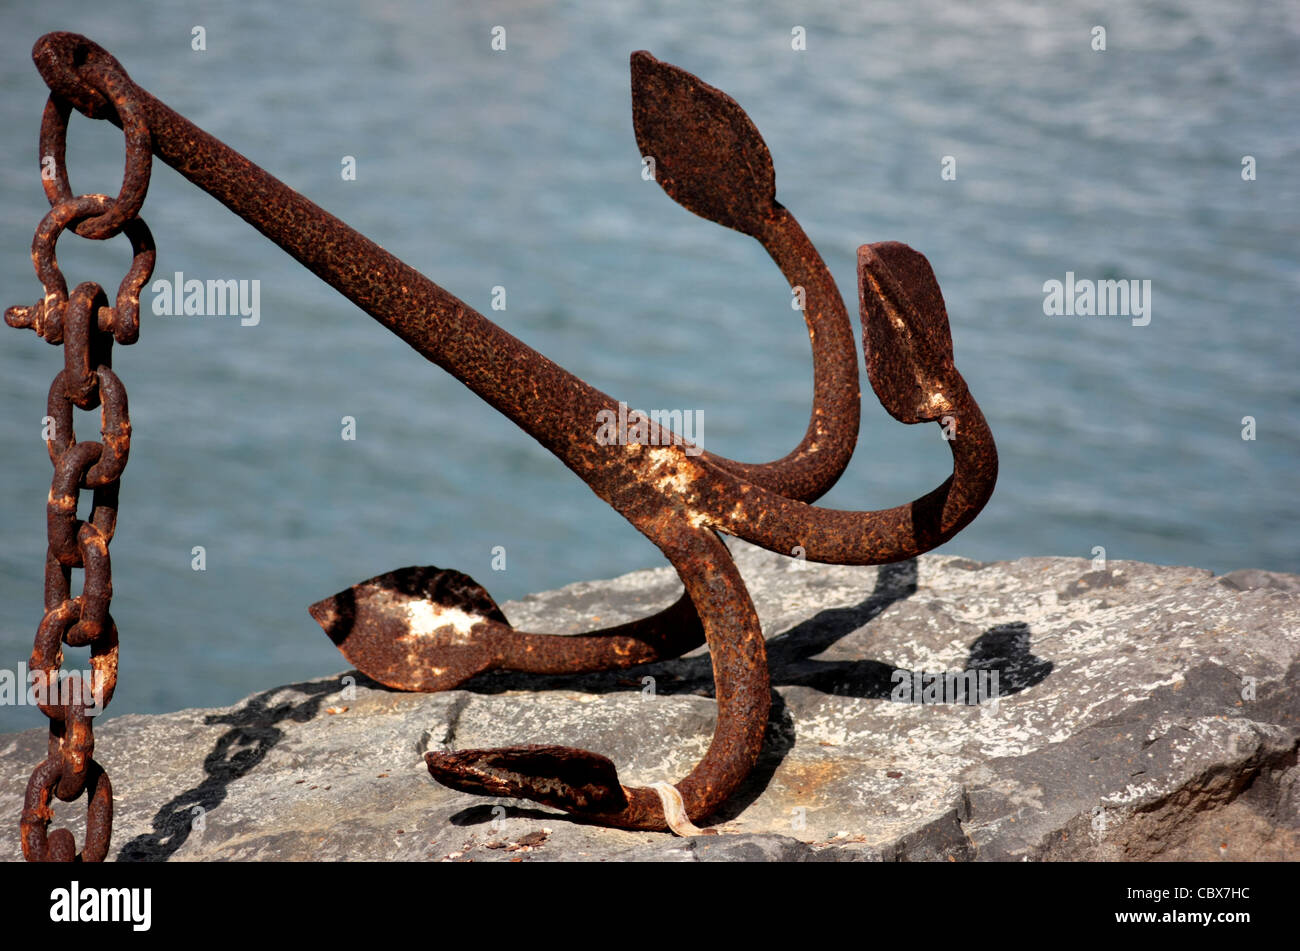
[33,34,613,474]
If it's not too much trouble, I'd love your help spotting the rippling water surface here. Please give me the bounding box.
[1,0,1296,728]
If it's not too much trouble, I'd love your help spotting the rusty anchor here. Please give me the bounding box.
[307,52,1000,834]
[11,34,996,853]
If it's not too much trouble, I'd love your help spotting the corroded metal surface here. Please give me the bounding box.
[6,37,153,861]
[7,33,998,851]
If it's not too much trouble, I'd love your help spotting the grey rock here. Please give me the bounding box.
[2,541,1297,861]
[1217,569,1300,594]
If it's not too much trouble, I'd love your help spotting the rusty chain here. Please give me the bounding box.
[5,51,155,862]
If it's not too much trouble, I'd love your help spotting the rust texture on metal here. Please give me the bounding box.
[6,35,152,861]
[7,33,998,851]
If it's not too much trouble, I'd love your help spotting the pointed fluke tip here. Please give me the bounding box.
[858,241,965,424]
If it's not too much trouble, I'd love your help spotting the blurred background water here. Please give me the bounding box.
[1,0,1296,731]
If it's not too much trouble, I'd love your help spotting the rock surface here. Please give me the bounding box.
[2,542,1297,861]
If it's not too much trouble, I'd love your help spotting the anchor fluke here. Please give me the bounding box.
[308,565,508,692]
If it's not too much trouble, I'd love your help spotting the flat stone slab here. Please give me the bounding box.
[2,542,1297,861]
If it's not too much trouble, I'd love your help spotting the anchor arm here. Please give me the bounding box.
[651,241,999,564]
[425,527,771,833]
[630,51,861,502]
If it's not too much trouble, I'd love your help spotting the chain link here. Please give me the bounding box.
[5,59,153,862]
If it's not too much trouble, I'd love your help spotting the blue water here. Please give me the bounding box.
[1,0,1297,731]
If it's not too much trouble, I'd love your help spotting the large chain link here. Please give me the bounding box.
[5,57,154,862]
